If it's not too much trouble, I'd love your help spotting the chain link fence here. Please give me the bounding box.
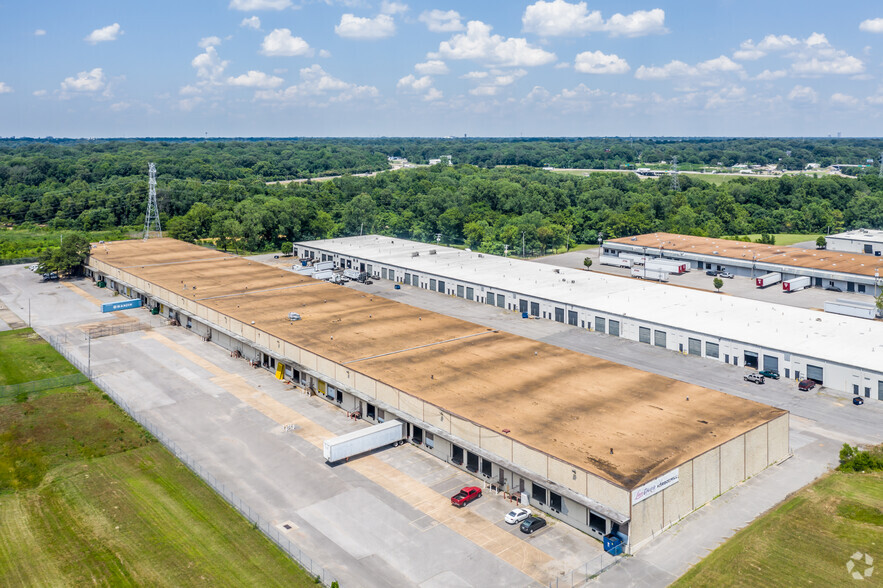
[84,320,152,339]
[548,550,621,587]
[0,373,89,398]
[45,333,340,587]
[0,257,39,266]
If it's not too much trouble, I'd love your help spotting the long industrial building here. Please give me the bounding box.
[86,238,788,553]
[296,235,883,402]
[604,233,883,296]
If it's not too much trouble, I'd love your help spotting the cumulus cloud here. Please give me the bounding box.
[335,14,396,40]
[255,64,379,104]
[414,60,449,75]
[33,89,47,96]
[830,92,859,106]
[241,16,261,29]
[261,28,313,56]
[227,70,284,88]
[574,50,629,74]
[733,32,863,76]
[635,55,742,80]
[787,85,817,103]
[522,1,666,37]
[0,82,12,94]
[319,49,332,58]
[419,9,464,32]
[34,29,46,36]
[859,18,883,33]
[461,71,488,79]
[398,74,443,101]
[467,69,527,95]
[381,1,408,15]
[430,20,556,67]
[199,36,222,48]
[229,0,291,10]
[85,23,122,44]
[192,47,229,84]
[61,68,105,92]
[755,69,787,81]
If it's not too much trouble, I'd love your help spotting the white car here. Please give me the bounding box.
[504,507,531,525]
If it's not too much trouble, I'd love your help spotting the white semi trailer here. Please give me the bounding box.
[755,272,781,288]
[600,255,632,268]
[782,276,811,292]
[323,420,407,462]
[630,267,669,281]
[646,259,687,274]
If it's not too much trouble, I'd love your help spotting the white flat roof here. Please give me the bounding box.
[297,236,883,373]
[828,229,883,244]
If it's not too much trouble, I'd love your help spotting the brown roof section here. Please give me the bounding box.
[609,233,883,278]
[91,238,786,489]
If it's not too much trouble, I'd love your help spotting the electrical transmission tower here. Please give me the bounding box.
[670,156,680,192]
[143,162,162,239]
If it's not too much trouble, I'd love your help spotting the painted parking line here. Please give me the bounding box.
[141,328,555,584]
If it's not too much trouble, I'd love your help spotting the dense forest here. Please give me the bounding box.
[1,138,883,257]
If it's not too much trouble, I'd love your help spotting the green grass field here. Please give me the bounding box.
[0,227,135,260]
[723,233,823,246]
[672,469,883,587]
[0,329,317,586]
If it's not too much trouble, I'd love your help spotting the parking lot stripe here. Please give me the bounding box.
[140,328,555,583]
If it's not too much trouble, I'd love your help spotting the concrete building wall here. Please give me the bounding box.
[691,446,720,507]
[662,463,693,528]
[630,491,663,546]
[719,436,746,492]
[744,425,769,478]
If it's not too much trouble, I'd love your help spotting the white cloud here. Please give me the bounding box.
[109,102,130,112]
[860,18,883,33]
[229,0,291,10]
[34,29,46,36]
[704,85,746,109]
[319,49,332,58]
[227,70,284,88]
[261,29,313,56]
[605,9,666,37]
[33,89,47,97]
[177,96,205,112]
[522,1,665,37]
[461,71,488,79]
[430,20,556,67]
[179,84,201,95]
[85,23,122,44]
[424,87,443,101]
[192,47,229,84]
[199,36,222,48]
[830,92,859,106]
[380,1,408,15]
[635,55,742,80]
[255,64,379,104]
[241,16,261,29]
[733,35,800,60]
[335,14,396,40]
[415,60,449,75]
[467,69,527,96]
[787,85,817,103]
[574,50,629,74]
[732,32,863,76]
[419,9,464,33]
[0,82,12,94]
[755,69,787,81]
[61,68,105,92]
[397,74,433,91]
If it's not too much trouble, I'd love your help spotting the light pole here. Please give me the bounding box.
[87,333,91,378]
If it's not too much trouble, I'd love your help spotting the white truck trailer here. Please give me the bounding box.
[755,272,782,288]
[600,255,632,268]
[313,269,334,280]
[824,299,877,320]
[782,276,811,292]
[343,268,367,282]
[646,259,688,274]
[618,253,647,265]
[323,420,407,462]
[314,260,335,271]
[296,266,315,276]
[630,266,669,281]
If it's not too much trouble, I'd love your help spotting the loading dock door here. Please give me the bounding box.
[744,351,759,369]
[688,338,701,356]
[589,512,607,537]
[568,310,578,326]
[530,302,540,317]
[496,295,505,309]
[437,280,445,293]
[466,451,479,472]
[806,364,824,384]
[519,299,528,313]
[763,355,779,373]
[555,308,565,323]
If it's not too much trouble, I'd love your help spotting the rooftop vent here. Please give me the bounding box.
[288,312,301,321]
[429,249,437,255]
[411,251,419,257]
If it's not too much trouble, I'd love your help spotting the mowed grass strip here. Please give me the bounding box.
[672,470,883,588]
[0,329,79,385]
[0,328,316,587]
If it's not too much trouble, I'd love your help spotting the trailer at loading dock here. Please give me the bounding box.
[314,260,335,271]
[618,253,647,266]
[296,266,315,276]
[782,276,811,292]
[600,255,632,268]
[343,268,367,282]
[755,272,781,288]
[631,267,669,281]
[824,299,877,320]
[323,420,406,462]
[646,259,687,274]
[313,269,333,280]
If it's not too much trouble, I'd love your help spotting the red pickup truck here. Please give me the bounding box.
[451,486,482,507]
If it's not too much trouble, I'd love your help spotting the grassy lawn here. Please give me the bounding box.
[0,328,317,587]
[0,227,135,260]
[672,469,883,587]
[722,233,823,246]
[0,329,80,385]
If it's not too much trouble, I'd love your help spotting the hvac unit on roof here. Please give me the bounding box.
[429,249,437,255]
[411,251,419,257]
[288,312,301,321]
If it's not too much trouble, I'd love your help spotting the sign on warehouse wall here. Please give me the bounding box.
[631,468,679,505]
[101,298,142,313]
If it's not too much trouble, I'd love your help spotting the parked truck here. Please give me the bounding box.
[618,253,647,265]
[630,266,669,281]
[314,260,335,271]
[600,255,632,268]
[343,268,367,282]
[782,276,811,293]
[323,420,406,462]
[755,272,781,288]
[646,259,688,274]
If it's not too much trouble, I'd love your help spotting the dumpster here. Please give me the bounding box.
[300,259,308,267]
[394,284,401,290]
[151,307,159,315]
[603,533,623,556]
[522,312,529,318]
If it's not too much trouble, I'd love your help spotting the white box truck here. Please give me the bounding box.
[315,260,335,271]
[313,269,333,280]
[631,266,669,281]
[782,276,811,292]
[755,272,781,288]
[323,420,407,462]
[600,255,632,268]
[343,268,366,282]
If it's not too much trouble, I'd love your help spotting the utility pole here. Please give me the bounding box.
[522,231,526,257]
[87,333,91,378]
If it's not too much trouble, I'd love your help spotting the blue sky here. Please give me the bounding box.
[2,0,883,137]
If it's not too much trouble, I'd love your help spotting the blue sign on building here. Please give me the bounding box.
[101,298,142,313]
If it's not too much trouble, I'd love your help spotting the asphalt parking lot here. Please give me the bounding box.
[0,264,607,588]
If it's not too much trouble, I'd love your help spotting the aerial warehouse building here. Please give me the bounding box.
[86,238,789,553]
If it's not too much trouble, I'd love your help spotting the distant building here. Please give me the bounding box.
[826,229,883,256]
[805,163,821,170]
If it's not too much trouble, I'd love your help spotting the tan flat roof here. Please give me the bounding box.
[92,238,785,489]
[608,233,883,278]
